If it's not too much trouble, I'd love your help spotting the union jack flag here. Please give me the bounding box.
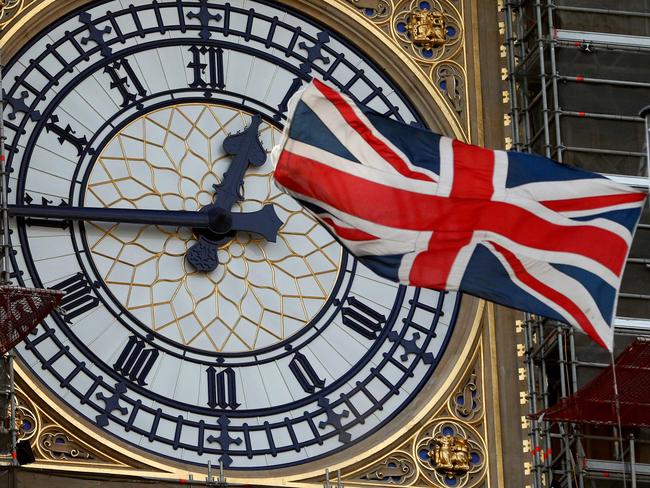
[272,80,647,350]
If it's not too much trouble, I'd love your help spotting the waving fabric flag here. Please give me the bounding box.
[272,79,647,350]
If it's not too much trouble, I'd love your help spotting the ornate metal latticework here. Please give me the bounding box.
[86,103,341,353]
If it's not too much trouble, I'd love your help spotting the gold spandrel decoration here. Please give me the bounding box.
[358,452,418,484]
[15,404,37,441]
[449,369,482,422]
[406,8,447,50]
[11,384,128,468]
[392,1,463,66]
[342,344,488,487]
[339,0,469,140]
[429,434,470,476]
[435,62,465,116]
[416,420,485,486]
[85,103,341,353]
[0,0,37,29]
[346,0,392,20]
[8,392,39,442]
[40,430,93,461]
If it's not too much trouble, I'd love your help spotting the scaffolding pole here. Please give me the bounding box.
[0,38,17,468]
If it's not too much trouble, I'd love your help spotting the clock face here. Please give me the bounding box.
[3,0,460,470]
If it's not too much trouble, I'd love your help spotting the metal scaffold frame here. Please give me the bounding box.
[503,2,650,487]
[0,41,18,469]
[520,319,650,488]
[504,0,650,174]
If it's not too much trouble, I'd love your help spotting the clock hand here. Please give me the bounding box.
[213,113,267,210]
[187,114,280,272]
[7,204,282,242]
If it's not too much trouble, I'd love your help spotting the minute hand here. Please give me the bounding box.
[8,204,281,242]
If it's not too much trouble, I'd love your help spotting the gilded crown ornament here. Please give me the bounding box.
[406,8,447,49]
[429,434,471,476]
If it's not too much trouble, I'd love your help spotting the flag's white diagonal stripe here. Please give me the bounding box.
[286,140,439,196]
[486,242,613,348]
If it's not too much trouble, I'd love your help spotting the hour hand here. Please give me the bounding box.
[213,114,266,211]
[186,114,281,272]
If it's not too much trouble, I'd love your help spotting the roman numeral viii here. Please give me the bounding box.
[114,335,160,386]
[51,273,100,323]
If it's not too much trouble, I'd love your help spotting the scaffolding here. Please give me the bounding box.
[503,2,650,487]
[0,37,17,469]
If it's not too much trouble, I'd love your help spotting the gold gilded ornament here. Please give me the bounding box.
[429,434,471,476]
[40,431,93,460]
[406,8,447,49]
[0,0,38,29]
[346,0,390,16]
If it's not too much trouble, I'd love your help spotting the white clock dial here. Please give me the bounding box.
[3,0,460,470]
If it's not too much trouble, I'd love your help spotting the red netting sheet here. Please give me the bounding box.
[533,339,650,427]
[0,285,64,355]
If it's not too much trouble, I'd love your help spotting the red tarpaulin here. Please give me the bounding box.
[0,285,64,355]
[533,338,650,427]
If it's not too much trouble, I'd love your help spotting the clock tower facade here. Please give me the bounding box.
[0,1,526,487]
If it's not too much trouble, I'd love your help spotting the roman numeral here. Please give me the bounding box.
[289,351,325,394]
[206,366,240,409]
[113,335,160,386]
[339,296,386,340]
[274,31,330,121]
[51,273,100,323]
[45,114,94,156]
[187,46,225,95]
[104,58,147,108]
[23,193,70,229]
